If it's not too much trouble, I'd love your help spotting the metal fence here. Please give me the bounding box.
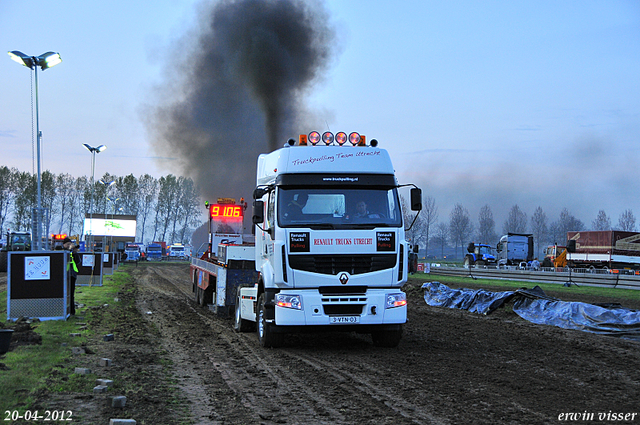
[425,264,640,290]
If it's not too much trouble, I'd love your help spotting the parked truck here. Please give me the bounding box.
[463,242,497,267]
[0,231,32,272]
[565,231,640,271]
[542,244,566,268]
[168,243,186,260]
[191,131,422,348]
[495,233,534,267]
[124,243,142,262]
[146,242,166,261]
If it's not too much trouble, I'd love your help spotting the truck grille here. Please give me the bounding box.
[288,254,396,275]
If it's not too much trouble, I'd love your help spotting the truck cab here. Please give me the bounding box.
[239,132,422,347]
[496,233,534,267]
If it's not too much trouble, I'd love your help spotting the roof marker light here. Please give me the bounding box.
[299,134,308,146]
[322,131,334,145]
[348,132,360,146]
[335,132,347,146]
[308,131,321,146]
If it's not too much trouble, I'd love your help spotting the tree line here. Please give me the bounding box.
[404,196,637,260]
[0,166,203,245]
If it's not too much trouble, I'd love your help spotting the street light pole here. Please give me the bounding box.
[83,144,107,251]
[8,51,62,250]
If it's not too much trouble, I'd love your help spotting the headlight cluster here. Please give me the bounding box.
[385,293,407,309]
[276,294,302,310]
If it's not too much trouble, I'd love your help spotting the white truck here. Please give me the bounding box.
[240,132,422,347]
[192,131,422,348]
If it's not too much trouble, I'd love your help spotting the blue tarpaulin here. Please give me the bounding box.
[422,282,640,341]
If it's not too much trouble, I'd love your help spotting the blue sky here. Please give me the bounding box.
[2,0,639,230]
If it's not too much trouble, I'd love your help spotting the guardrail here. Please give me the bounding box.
[425,264,640,290]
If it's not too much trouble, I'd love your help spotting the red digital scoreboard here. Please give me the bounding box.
[209,204,243,221]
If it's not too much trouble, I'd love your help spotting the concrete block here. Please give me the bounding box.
[111,396,127,408]
[71,347,85,355]
[103,334,115,342]
[97,379,113,387]
[109,420,136,425]
[99,358,112,367]
[74,367,91,375]
[93,385,108,393]
[69,333,82,337]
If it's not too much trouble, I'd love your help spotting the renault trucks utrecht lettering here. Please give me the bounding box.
[231,131,422,348]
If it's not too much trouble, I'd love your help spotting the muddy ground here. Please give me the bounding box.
[2,263,640,424]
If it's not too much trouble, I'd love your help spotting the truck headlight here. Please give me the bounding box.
[276,294,302,310]
[385,293,407,309]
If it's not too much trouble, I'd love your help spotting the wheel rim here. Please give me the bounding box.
[258,305,264,338]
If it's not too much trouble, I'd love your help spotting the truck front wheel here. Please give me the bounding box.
[371,326,402,348]
[234,292,255,333]
[257,293,284,348]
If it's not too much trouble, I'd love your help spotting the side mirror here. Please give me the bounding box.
[410,188,422,211]
[413,244,419,253]
[253,187,269,199]
[252,200,264,225]
[566,240,576,253]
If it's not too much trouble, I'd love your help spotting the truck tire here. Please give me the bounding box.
[0,251,7,273]
[372,326,403,348]
[257,293,284,348]
[233,292,254,333]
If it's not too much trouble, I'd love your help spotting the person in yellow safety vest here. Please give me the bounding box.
[63,237,79,315]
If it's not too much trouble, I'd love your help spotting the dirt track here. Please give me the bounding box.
[136,263,640,424]
[6,263,640,424]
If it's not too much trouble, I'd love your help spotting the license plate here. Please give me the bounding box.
[330,316,360,324]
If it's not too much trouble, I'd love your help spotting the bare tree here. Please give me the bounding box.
[401,195,426,250]
[432,222,449,259]
[138,174,158,243]
[476,204,497,244]
[11,171,35,231]
[503,204,527,234]
[449,203,473,259]
[0,166,17,235]
[156,175,179,242]
[530,206,548,258]
[421,196,438,257]
[549,208,584,243]
[53,173,76,234]
[115,174,139,215]
[592,210,611,231]
[617,209,636,231]
[176,177,203,243]
[68,176,87,237]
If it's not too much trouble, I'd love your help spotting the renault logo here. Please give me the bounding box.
[339,273,349,285]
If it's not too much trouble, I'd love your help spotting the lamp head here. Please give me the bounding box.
[8,51,34,68]
[37,52,62,70]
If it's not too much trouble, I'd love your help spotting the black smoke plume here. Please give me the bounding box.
[146,0,336,204]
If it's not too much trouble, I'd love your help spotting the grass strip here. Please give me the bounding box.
[0,271,123,415]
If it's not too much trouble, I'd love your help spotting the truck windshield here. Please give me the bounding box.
[478,246,492,255]
[277,187,402,228]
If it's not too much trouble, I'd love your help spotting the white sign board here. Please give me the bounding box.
[82,254,95,267]
[83,217,137,237]
[24,256,51,280]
